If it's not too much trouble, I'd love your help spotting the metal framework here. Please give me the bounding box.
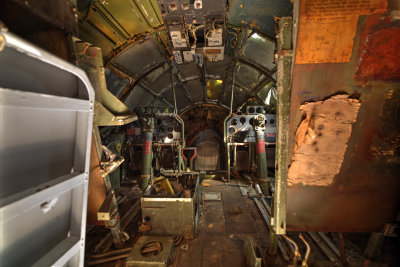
[0,30,94,266]
[272,17,293,235]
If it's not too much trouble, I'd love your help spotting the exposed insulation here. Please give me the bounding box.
[288,95,361,186]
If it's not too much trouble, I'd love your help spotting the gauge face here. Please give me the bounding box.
[227,107,276,143]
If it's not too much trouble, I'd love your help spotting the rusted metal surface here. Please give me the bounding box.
[87,137,107,225]
[355,15,400,82]
[286,8,400,232]
[173,180,271,267]
[79,0,162,54]
[0,0,78,35]
[228,0,292,37]
[180,103,229,147]
[273,16,293,235]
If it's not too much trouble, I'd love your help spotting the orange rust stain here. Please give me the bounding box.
[87,137,107,225]
[250,20,257,28]
[296,0,387,64]
[355,17,400,82]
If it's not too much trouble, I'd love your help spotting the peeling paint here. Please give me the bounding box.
[288,94,361,186]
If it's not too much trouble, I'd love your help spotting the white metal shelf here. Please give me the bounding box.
[0,88,91,111]
[0,30,94,267]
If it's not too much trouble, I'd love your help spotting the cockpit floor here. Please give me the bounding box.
[86,178,390,266]
[172,179,272,267]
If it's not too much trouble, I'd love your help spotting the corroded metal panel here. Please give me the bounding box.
[228,0,292,38]
[286,1,400,232]
[355,15,400,82]
[87,138,107,225]
[79,0,162,53]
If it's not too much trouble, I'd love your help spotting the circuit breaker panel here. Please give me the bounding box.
[157,0,226,64]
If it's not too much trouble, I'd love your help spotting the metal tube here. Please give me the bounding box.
[229,68,235,114]
[176,114,185,148]
[89,248,133,259]
[223,67,236,143]
[233,143,237,171]
[227,143,231,181]
[177,143,182,172]
[339,233,349,267]
[171,69,178,115]
[109,220,123,249]
[140,118,154,190]
[224,67,235,180]
[307,232,338,263]
[254,198,289,261]
[299,233,310,267]
[283,235,301,266]
[317,232,341,258]
[87,254,129,265]
[255,129,270,196]
[95,201,141,253]
[170,69,185,150]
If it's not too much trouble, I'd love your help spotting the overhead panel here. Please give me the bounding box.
[142,63,170,84]
[240,33,276,71]
[228,0,292,38]
[235,63,265,91]
[231,87,248,109]
[109,37,165,78]
[157,0,227,65]
[86,2,130,42]
[177,63,200,79]
[124,85,155,110]
[205,57,231,79]
[79,0,163,54]
[105,68,130,97]
[185,79,204,103]
[148,70,173,94]
[164,83,191,109]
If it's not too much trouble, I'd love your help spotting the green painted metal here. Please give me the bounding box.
[79,0,163,54]
[141,175,200,238]
[107,133,126,189]
[140,117,154,190]
[272,17,293,235]
[72,38,137,126]
[228,0,292,38]
[244,238,262,267]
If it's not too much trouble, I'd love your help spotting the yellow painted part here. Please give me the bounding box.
[154,177,175,195]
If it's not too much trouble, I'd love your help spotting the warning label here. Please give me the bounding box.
[295,0,387,64]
